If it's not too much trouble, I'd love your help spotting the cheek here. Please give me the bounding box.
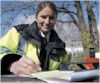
[36,17,41,23]
[36,18,43,26]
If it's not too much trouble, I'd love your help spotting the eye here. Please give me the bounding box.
[50,16,55,20]
[41,16,47,19]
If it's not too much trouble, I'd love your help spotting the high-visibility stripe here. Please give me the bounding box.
[49,59,60,70]
[0,47,13,58]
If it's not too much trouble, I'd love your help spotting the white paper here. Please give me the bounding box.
[29,70,74,82]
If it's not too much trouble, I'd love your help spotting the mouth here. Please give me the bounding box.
[43,25,49,29]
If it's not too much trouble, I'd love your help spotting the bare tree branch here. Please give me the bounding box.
[57,7,77,16]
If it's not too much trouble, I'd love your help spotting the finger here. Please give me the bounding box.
[18,74,28,77]
[19,57,42,71]
[17,60,29,68]
[25,65,34,72]
[17,72,30,77]
[18,67,32,75]
[17,61,40,74]
[25,67,38,73]
[20,57,35,66]
[19,65,42,75]
[18,57,34,68]
[18,60,41,72]
[10,60,36,76]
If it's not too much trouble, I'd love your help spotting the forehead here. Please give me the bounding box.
[38,6,55,16]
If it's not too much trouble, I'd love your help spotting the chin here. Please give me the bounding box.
[43,30,49,34]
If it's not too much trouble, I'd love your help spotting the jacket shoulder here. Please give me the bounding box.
[14,24,30,32]
[51,29,65,46]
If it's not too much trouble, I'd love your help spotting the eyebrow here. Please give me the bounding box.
[41,15,55,18]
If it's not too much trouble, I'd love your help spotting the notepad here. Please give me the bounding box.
[29,70,74,82]
[28,70,99,82]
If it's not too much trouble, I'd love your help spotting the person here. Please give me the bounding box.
[0,1,70,76]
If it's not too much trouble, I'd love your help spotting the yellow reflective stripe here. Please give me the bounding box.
[49,54,70,70]
[49,59,60,70]
[0,28,20,53]
[24,41,40,64]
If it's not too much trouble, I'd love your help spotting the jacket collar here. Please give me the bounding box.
[21,21,41,47]
[18,21,65,49]
[25,21,41,41]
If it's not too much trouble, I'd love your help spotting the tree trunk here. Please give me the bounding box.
[75,1,91,56]
[85,1,99,52]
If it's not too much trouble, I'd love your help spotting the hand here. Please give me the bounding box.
[10,56,42,76]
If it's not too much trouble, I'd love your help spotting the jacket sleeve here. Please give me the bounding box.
[1,54,21,75]
[60,51,71,70]
[0,27,21,74]
[0,27,20,58]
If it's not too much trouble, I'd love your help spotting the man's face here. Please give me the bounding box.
[36,6,56,34]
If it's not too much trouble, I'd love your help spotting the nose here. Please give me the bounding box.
[45,17,50,24]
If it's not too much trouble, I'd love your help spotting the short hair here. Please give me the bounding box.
[36,1,57,17]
